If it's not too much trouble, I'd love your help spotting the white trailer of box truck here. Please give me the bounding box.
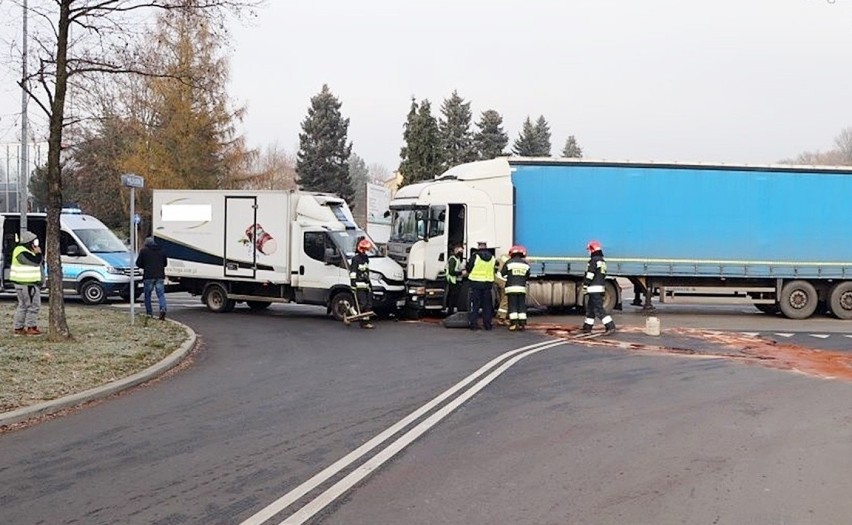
[152,189,405,319]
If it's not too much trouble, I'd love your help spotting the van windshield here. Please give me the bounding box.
[74,228,127,253]
[329,230,380,259]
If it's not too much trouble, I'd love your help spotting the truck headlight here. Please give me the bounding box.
[408,286,425,295]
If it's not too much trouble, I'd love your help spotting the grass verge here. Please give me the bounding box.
[0,302,189,413]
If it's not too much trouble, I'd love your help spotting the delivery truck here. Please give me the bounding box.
[152,189,405,319]
[1,209,140,304]
[388,157,852,320]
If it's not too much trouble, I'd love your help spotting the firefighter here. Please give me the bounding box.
[581,240,616,334]
[501,245,531,331]
[463,241,496,330]
[494,252,510,325]
[349,238,375,329]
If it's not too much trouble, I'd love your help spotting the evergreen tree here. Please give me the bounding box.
[533,115,552,156]
[512,116,539,156]
[296,84,354,204]
[439,90,476,170]
[561,135,583,158]
[399,97,442,186]
[474,109,509,160]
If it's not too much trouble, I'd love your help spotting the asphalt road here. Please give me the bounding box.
[1,297,851,524]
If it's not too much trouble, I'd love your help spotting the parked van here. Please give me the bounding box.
[0,210,141,304]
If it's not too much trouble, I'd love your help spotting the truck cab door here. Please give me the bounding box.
[292,228,348,304]
[423,205,448,281]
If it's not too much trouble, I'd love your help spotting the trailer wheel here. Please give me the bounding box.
[828,281,852,320]
[330,290,355,321]
[80,280,107,305]
[203,283,235,313]
[603,281,618,313]
[246,300,272,311]
[778,280,819,320]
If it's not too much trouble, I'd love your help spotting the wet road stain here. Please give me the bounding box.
[530,324,852,382]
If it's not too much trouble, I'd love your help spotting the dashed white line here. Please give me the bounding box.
[810,334,830,339]
[774,333,794,338]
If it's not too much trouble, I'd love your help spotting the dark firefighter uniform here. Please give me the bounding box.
[582,243,616,334]
[349,250,374,328]
[500,252,531,331]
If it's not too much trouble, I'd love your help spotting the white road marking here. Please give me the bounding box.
[774,333,794,338]
[810,334,830,339]
[740,332,760,337]
[277,340,567,525]
[240,339,565,525]
[846,335,852,339]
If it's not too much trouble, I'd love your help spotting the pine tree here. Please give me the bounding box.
[561,135,583,158]
[474,109,509,160]
[296,84,354,204]
[439,90,476,170]
[512,116,539,156]
[399,98,442,186]
[534,115,552,156]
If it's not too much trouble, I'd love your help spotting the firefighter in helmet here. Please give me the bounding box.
[582,240,616,334]
[349,238,375,329]
[500,245,531,331]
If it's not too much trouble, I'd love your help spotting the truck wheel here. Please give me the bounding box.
[330,290,355,321]
[246,300,272,311]
[203,283,235,313]
[778,280,819,319]
[828,281,852,320]
[81,280,107,305]
[603,281,618,313]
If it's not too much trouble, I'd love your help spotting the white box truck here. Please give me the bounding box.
[152,189,405,319]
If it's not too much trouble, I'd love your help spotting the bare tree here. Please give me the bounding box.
[234,143,298,190]
[16,0,259,340]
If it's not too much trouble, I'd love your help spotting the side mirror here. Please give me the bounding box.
[66,245,80,257]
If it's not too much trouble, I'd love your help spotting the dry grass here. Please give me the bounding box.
[0,302,189,412]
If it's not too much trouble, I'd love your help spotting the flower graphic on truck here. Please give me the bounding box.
[240,223,278,255]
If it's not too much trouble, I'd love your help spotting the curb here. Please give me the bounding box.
[0,319,198,428]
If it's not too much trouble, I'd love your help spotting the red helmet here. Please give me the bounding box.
[509,245,527,257]
[587,240,602,252]
[357,238,372,252]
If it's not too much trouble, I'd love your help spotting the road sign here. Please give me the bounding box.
[121,174,144,188]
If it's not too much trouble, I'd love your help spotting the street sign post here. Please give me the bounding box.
[121,173,144,324]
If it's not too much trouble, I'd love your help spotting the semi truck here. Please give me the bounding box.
[152,190,405,319]
[388,157,852,320]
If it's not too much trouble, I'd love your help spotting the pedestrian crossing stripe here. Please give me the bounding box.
[810,334,830,339]
[774,333,794,338]
[740,332,760,337]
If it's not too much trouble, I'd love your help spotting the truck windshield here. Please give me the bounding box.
[74,228,128,253]
[389,207,427,243]
[329,230,380,259]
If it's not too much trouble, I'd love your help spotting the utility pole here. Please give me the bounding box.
[19,0,29,234]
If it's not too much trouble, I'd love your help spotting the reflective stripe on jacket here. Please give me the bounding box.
[10,245,41,284]
[582,253,607,294]
[446,254,463,285]
[501,257,530,294]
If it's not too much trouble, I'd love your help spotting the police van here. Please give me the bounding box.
[0,210,141,304]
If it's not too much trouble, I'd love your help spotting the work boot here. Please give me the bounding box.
[159,311,166,321]
[26,327,42,336]
[604,323,617,336]
[13,327,26,336]
[508,324,518,332]
[580,324,593,334]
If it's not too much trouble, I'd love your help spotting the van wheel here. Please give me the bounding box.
[203,283,235,313]
[246,300,272,311]
[330,290,355,321]
[829,281,852,320]
[81,281,107,305]
[779,280,819,319]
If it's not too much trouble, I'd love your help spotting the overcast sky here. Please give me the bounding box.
[2,0,852,174]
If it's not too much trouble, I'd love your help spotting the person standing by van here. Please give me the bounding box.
[136,237,168,320]
[11,231,44,335]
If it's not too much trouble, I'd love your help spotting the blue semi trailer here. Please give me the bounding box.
[388,157,852,319]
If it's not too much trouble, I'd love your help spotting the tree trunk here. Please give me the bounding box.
[45,0,73,341]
